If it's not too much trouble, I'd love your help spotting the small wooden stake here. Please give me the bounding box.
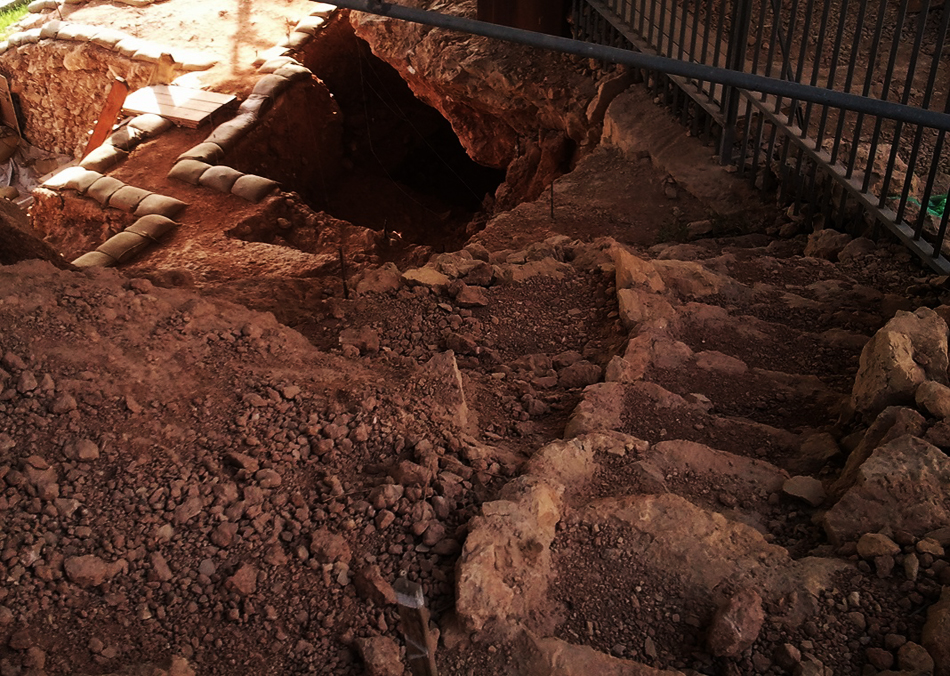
[82,78,129,159]
[550,179,555,220]
[338,245,349,299]
[394,577,438,676]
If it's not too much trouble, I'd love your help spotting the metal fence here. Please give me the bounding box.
[572,0,950,272]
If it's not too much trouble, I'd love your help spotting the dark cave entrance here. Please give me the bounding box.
[304,21,506,253]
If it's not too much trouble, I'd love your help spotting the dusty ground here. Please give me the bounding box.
[2,2,950,676]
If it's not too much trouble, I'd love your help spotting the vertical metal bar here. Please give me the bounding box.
[737,98,754,175]
[828,0,870,164]
[916,87,950,239]
[647,0,658,48]
[786,0,817,132]
[709,0,729,102]
[677,0,688,60]
[934,192,950,259]
[879,0,932,210]
[750,111,766,186]
[720,0,754,163]
[656,0,667,56]
[815,0,852,149]
[859,0,913,190]
[772,0,802,120]
[800,0,833,138]
[748,0,767,76]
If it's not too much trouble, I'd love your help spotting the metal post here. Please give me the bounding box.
[719,0,753,163]
[394,577,438,676]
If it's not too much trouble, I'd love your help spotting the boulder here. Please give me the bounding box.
[422,351,473,430]
[851,308,949,417]
[613,247,666,292]
[923,586,950,676]
[564,382,625,438]
[707,588,765,657]
[916,380,950,419]
[455,477,563,633]
[804,229,852,261]
[824,435,950,543]
[832,407,926,495]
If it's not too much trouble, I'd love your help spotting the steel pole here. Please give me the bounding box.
[322,0,950,131]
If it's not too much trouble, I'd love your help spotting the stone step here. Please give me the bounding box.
[678,301,866,386]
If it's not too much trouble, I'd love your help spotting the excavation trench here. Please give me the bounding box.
[25,16,512,281]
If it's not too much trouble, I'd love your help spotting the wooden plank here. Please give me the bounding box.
[0,75,20,135]
[122,85,236,128]
[83,79,130,159]
[125,90,224,115]
[149,84,235,105]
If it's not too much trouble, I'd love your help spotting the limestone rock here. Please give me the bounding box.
[456,477,563,633]
[339,326,380,355]
[564,382,624,438]
[917,380,950,419]
[421,351,472,430]
[557,360,602,388]
[617,287,677,332]
[64,555,125,587]
[804,229,852,261]
[353,566,396,606]
[923,586,950,676]
[226,563,258,595]
[455,284,489,307]
[309,529,351,565]
[354,636,404,676]
[355,263,402,295]
[652,259,734,298]
[613,247,666,292]
[833,406,926,496]
[782,476,826,507]
[707,588,765,657]
[824,435,950,543]
[856,533,901,558]
[402,266,450,290]
[852,308,949,418]
[516,630,685,676]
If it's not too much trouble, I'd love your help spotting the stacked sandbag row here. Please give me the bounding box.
[41,165,186,267]
[70,214,179,267]
[166,65,315,203]
[251,3,337,67]
[80,114,174,173]
[0,20,217,71]
[164,4,337,204]
[29,0,159,11]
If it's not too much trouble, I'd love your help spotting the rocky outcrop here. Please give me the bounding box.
[0,199,73,269]
[824,435,950,543]
[350,1,603,208]
[851,308,950,418]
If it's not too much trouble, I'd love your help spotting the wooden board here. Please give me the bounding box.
[83,78,130,159]
[121,85,236,128]
[0,75,19,135]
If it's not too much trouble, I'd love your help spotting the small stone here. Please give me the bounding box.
[865,647,894,671]
[897,641,934,673]
[904,553,920,581]
[150,552,173,582]
[782,476,826,507]
[309,529,351,564]
[455,284,489,307]
[255,469,282,488]
[707,588,765,657]
[16,371,37,393]
[917,538,945,556]
[875,555,895,577]
[76,439,99,461]
[227,563,258,595]
[354,636,404,676]
[64,555,123,587]
[857,533,901,558]
[354,566,396,606]
[49,393,77,414]
[773,643,801,672]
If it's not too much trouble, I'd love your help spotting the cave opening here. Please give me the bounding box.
[304,23,506,253]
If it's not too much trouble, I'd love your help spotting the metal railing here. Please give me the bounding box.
[573,0,950,272]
